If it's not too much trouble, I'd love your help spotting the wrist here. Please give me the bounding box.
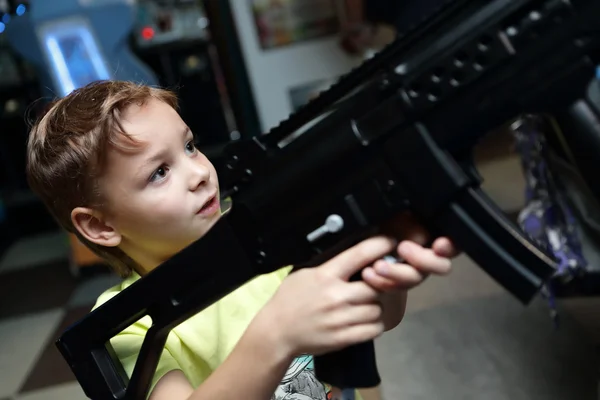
[246,305,296,365]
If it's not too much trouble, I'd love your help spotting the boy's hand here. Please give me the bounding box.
[358,212,460,331]
[361,238,455,292]
[365,211,459,291]
[251,236,398,359]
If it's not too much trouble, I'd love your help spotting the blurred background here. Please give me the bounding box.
[0,0,598,399]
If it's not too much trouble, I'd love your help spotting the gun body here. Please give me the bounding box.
[56,0,600,398]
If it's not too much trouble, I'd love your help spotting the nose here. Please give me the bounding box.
[187,159,210,191]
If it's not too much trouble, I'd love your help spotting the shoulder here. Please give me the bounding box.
[93,272,141,311]
[91,266,293,325]
[92,272,154,336]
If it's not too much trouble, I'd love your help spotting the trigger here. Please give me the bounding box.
[383,255,401,264]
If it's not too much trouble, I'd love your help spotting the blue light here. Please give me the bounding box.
[2,14,10,24]
[0,22,5,34]
[43,24,112,96]
[16,4,26,16]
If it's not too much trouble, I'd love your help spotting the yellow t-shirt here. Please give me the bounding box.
[93,266,363,400]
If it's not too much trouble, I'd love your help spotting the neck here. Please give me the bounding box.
[124,246,166,277]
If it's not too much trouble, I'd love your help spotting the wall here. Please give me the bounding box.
[229,1,362,133]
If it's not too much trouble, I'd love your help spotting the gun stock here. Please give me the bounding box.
[56,0,600,398]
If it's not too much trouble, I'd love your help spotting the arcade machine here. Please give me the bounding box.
[0,19,31,196]
[130,0,239,170]
[0,2,59,254]
[4,0,158,98]
[4,0,160,274]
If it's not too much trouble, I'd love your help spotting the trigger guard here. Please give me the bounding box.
[456,150,484,184]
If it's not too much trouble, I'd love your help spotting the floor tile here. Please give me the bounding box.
[16,381,87,400]
[0,260,77,320]
[0,231,70,274]
[67,273,122,309]
[19,306,93,394]
[0,309,64,398]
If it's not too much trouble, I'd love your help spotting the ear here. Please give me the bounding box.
[71,207,121,247]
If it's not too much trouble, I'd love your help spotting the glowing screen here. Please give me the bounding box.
[39,19,111,97]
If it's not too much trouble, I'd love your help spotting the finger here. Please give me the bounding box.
[344,280,382,304]
[432,237,460,258]
[398,241,452,275]
[323,236,397,280]
[333,322,386,349]
[330,304,383,327]
[372,260,427,289]
[362,266,403,291]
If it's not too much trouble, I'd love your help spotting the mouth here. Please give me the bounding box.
[197,193,219,216]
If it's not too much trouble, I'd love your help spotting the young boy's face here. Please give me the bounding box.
[92,98,221,270]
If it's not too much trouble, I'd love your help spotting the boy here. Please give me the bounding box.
[26,80,457,400]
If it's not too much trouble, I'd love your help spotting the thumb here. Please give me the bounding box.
[322,236,397,281]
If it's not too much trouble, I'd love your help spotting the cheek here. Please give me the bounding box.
[112,191,186,233]
[149,197,186,223]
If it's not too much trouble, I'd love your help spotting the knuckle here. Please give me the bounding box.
[313,267,329,281]
[324,287,346,307]
[314,267,337,285]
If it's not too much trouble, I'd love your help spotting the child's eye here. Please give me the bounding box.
[185,140,197,155]
[149,165,169,182]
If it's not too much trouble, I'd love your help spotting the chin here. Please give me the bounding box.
[176,212,223,247]
[189,224,216,243]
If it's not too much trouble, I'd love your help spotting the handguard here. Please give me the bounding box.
[56,0,600,398]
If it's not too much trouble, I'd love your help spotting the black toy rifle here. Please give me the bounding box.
[56,0,600,398]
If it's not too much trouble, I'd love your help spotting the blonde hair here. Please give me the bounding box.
[26,80,178,277]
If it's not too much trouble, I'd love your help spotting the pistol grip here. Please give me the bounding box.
[314,340,380,390]
[312,268,382,390]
